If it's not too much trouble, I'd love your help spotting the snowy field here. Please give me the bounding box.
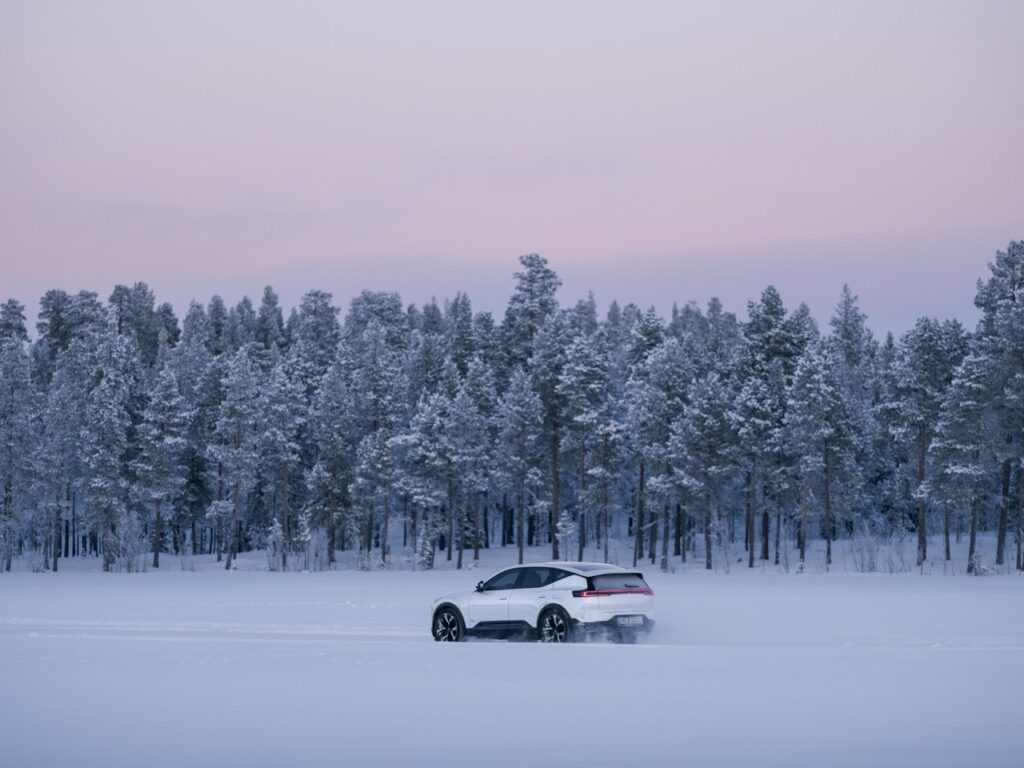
[1,545,1022,768]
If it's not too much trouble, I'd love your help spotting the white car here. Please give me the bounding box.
[430,562,655,643]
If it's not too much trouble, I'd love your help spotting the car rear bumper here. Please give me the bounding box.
[573,615,655,636]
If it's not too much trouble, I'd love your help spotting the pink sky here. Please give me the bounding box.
[1,1,1021,332]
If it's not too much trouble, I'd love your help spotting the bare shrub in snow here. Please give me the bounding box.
[851,522,879,573]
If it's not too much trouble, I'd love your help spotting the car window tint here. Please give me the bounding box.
[591,573,649,590]
[521,567,565,588]
[484,569,521,590]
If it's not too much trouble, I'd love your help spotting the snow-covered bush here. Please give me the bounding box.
[851,522,879,573]
[115,510,147,573]
[882,528,909,574]
[266,519,285,571]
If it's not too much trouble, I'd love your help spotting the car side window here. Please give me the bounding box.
[521,567,566,589]
[483,569,522,590]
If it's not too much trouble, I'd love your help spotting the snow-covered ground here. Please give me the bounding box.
[1,545,1021,768]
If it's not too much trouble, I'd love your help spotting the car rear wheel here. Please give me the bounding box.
[433,607,464,642]
[538,607,572,643]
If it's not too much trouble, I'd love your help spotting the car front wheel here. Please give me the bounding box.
[433,607,464,642]
[538,608,572,643]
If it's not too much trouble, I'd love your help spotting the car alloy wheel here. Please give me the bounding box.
[434,609,462,642]
[539,609,570,643]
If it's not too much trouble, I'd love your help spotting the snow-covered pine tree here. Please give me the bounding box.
[82,332,133,571]
[973,241,1024,568]
[259,360,305,569]
[894,317,968,565]
[669,371,735,570]
[498,368,543,564]
[532,311,571,559]
[0,336,36,571]
[786,339,851,565]
[502,253,561,371]
[208,347,259,570]
[623,337,690,569]
[930,352,993,572]
[133,363,188,568]
[557,331,610,561]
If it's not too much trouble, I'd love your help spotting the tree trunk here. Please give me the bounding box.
[602,475,610,564]
[1018,461,1024,571]
[577,430,586,561]
[916,420,927,566]
[551,421,560,560]
[483,491,489,550]
[517,463,525,565]
[680,508,687,564]
[457,489,465,570]
[649,498,657,565]
[447,473,454,561]
[747,470,755,568]
[704,499,713,570]
[52,493,62,572]
[281,467,289,570]
[152,503,161,568]
[225,479,240,570]
[824,442,833,568]
[633,461,645,567]
[773,496,781,566]
[800,469,809,563]
[760,508,769,561]
[967,498,978,575]
[381,491,390,565]
[660,502,669,572]
[996,458,1010,565]
[473,490,481,561]
[673,503,682,557]
[215,463,224,563]
[65,486,72,558]
[4,476,12,571]
[943,500,951,562]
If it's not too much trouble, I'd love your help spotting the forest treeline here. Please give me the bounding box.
[1,244,1023,574]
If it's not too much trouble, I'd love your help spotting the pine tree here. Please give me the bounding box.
[133,364,188,568]
[973,241,1024,568]
[502,253,561,370]
[498,368,542,564]
[532,311,571,559]
[307,351,356,566]
[82,343,131,572]
[259,361,304,568]
[0,337,35,570]
[624,337,690,568]
[557,332,610,560]
[894,318,967,565]
[209,348,259,569]
[930,352,992,571]
[670,372,735,570]
[0,300,28,342]
[786,339,851,565]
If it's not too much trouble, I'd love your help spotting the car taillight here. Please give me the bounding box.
[572,588,654,597]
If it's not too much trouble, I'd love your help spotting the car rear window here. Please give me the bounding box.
[591,573,649,590]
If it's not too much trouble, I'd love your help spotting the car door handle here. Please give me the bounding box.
[498,597,508,600]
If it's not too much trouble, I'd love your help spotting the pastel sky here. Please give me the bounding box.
[1,0,1021,333]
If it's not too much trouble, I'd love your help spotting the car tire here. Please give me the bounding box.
[538,607,573,643]
[432,606,465,642]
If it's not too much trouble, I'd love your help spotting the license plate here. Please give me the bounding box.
[617,616,643,627]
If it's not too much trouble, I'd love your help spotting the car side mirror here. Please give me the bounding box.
[475,581,485,592]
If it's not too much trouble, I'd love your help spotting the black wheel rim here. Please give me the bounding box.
[435,611,460,641]
[541,612,567,643]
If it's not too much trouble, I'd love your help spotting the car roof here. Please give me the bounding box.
[522,561,636,576]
